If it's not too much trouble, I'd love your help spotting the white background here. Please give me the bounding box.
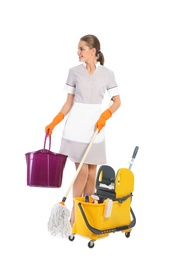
[0,0,172,258]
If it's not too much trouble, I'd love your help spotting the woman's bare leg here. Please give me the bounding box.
[73,163,89,197]
[83,164,97,195]
[70,163,89,226]
[70,164,97,226]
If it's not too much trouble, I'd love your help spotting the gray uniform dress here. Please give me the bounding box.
[59,63,119,164]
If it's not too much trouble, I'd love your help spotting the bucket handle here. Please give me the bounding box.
[78,202,136,235]
[43,132,51,151]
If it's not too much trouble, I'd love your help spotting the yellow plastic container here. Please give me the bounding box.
[72,168,134,241]
[72,196,132,240]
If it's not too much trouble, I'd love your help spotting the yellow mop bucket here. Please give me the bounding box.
[72,193,133,241]
[69,146,139,248]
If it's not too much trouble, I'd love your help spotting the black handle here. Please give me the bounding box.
[132,146,139,159]
[78,203,136,234]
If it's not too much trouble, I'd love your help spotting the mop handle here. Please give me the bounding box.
[64,129,99,198]
[129,146,139,170]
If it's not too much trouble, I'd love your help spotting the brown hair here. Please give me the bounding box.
[80,34,105,65]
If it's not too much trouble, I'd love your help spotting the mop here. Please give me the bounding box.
[48,129,98,238]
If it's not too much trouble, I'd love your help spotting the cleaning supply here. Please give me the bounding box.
[45,112,64,136]
[48,129,99,237]
[69,146,139,248]
[48,202,71,238]
[96,109,112,133]
[85,194,89,202]
[104,198,113,218]
[91,195,99,204]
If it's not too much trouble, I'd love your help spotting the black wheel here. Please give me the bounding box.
[125,232,130,238]
[88,240,95,248]
[68,235,75,241]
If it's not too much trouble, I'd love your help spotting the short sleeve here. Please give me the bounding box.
[63,69,76,94]
[107,71,119,98]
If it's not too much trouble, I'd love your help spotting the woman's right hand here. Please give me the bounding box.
[45,112,64,136]
[45,123,54,136]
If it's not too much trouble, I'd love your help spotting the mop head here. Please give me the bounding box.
[48,203,71,238]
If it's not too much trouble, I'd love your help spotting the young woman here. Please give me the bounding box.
[45,34,121,226]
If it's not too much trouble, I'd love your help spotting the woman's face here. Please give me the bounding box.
[77,40,96,63]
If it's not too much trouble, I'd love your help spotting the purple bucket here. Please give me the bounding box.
[25,134,67,188]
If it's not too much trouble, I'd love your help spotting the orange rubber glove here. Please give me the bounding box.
[45,112,64,136]
[96,109,112,133]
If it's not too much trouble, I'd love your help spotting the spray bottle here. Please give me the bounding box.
[104,198,113,218]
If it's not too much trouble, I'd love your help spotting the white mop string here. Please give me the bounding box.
[48,203,71,238]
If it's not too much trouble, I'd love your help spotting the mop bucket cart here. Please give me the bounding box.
[68,146,139,248]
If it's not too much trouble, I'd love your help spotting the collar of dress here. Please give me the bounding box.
[83,62,100,68]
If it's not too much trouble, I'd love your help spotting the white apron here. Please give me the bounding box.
[62,102,105,143]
